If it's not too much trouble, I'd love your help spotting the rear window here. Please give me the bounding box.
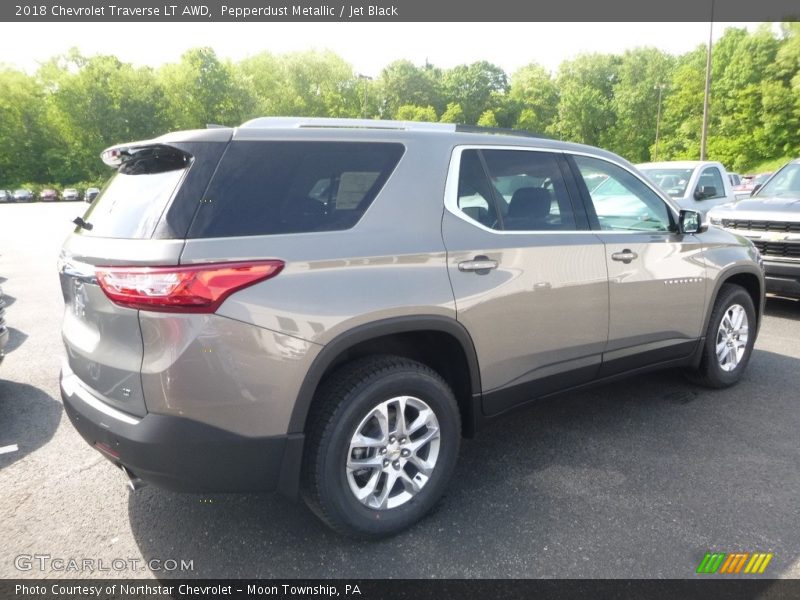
[80,146,190,239]
[187,141,405,238]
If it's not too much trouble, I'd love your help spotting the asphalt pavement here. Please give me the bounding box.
[1,202,798,579]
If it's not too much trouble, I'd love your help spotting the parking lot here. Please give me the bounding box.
[1,201,799,579]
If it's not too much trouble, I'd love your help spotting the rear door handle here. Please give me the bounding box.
[458,256,498,275]
[611,249,638,264]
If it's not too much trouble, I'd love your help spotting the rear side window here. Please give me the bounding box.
[188,141,405,238]
[455,148,577,231]
[80,147,190,238]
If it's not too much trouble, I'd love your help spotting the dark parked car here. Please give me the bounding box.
[84,187,100,203]
[13,189,33,202]
[62,188,80,201]
[0,190,12,203]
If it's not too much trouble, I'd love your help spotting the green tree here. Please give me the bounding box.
[476,110,499,127]
[394,105,438,122]
[550,53,619,146]
[708,26,781,169]
[37,50,169,181]
[275,50,361,117]
[763,23,800,158]
[0,68,52,185]
[3,28,800,187]
[508,63,558,135]
[236,52,286,117]
[442,61,508,124]
[657,46,706,160]
[610,48,675,162]
[377,60,443,118]
[158,47,255,129]
[439,102,465,124]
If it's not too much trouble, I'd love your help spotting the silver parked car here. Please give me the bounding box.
[13,189,33,203]
[60,118,764,538]
[84,187,100,202]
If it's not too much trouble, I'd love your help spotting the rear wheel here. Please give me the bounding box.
[302,355,460,538]
[688,284,756,388]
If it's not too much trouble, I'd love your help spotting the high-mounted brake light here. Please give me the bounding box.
[101,148,127,167]
[95,261,284,313]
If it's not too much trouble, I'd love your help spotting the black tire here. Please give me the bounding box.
[688,283,756,388]
[302,355,460,539]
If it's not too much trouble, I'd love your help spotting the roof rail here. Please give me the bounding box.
[455,124,551,140]
[239,117,456,132]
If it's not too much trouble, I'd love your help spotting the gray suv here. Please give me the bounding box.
[709,158,800,298]
[59,118,764,538]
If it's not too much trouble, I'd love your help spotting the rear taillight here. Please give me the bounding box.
[95,261,284,313]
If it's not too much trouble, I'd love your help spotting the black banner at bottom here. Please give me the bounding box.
[3,579,800,600]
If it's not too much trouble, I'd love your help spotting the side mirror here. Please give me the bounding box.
[751,183,762,196]
[694,185,717,200]
[679,209,707,234]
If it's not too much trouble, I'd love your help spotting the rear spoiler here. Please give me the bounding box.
[100,128,233,168]
[100,140,174,168]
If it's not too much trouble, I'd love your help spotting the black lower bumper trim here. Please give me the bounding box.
[764,261,800,297]
[765,275,800,297]
[61,378,303,494]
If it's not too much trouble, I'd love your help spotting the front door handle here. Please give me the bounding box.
[611,249,638,264]
[458,255,498,275]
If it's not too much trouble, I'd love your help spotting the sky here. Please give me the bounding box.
[0,22,769,76]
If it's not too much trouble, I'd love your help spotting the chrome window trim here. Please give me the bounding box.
[444,144,680,236]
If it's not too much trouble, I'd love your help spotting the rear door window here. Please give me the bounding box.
[454,149,577,231]
[188,141,405,238]
[481,149,577,231]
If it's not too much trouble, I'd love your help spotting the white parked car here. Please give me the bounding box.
[62,188,81,201]
[636,161,738,216]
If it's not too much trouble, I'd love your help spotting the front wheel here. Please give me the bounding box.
[688,283,757,388]
[302,355,460,538]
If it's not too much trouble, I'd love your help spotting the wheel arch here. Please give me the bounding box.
[288,316,482,437]
[703,266,765,335]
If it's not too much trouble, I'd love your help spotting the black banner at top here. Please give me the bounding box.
[2,0,800,22]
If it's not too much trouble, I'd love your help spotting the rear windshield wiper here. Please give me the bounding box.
[73,217,93,231]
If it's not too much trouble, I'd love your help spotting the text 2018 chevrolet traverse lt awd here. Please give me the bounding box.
[59,118,764,538]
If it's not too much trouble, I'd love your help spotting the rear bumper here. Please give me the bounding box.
[60,369,304,496]
[764,260,800,298]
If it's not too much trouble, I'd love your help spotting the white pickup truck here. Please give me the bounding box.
[636,160,738,215]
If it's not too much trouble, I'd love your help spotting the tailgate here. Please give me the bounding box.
[59,239,185,417]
